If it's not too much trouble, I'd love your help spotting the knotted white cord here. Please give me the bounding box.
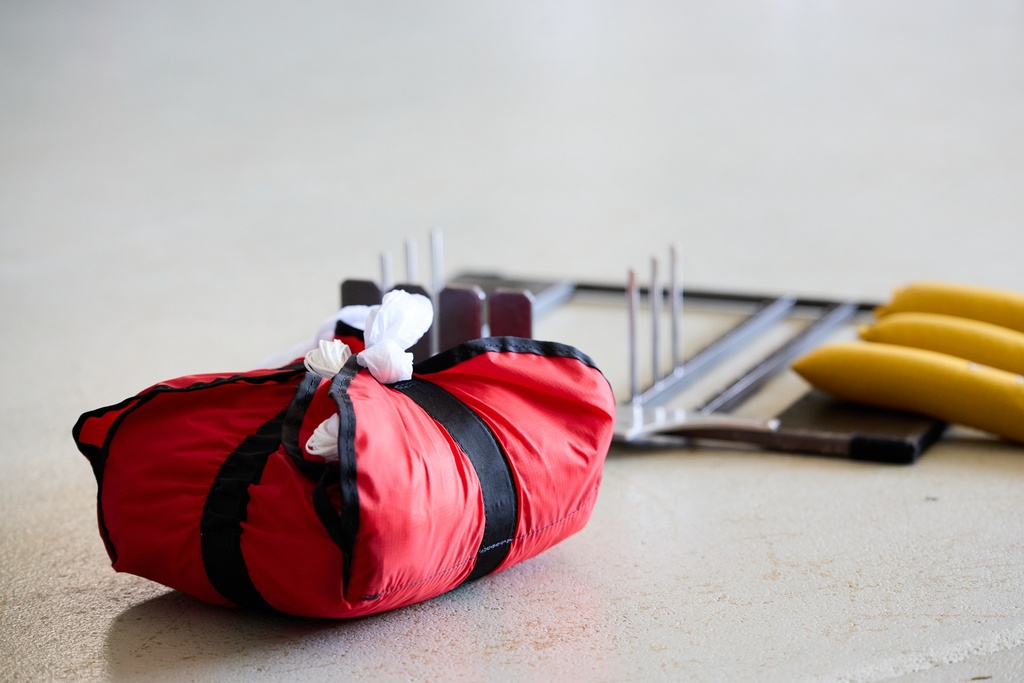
[305,289,433,459]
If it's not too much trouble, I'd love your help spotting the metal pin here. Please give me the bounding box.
[669,244,683,369]
[430,229,444,296]
[627,268,640,402]
[429,229,445,355]
[405,238,419,284]
[650,256,661,383]
[380,251,394,291]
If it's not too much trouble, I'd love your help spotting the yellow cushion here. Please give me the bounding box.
[859,312,1024,376]
[877,281,1024,333]
[792,341,1024,444]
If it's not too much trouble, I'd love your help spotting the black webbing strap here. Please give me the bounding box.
[326,360,362,594]
[200,410,287,610]
[391,378,519,583]
[73,363,307,567]
[280,371,323,475]
[279,362,361,596]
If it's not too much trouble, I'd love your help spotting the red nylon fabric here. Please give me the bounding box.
[95,377,303,606]
[73,339,615,618]
[241,452,344,614]
[418,351,614,573]
[331,371,487,615]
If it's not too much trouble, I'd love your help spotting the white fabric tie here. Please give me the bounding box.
[304,289,433,459]
[306,414,340,462]
[303,339,352,378]
[355,289,433,384]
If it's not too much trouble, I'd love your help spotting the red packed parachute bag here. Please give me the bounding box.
[72,291,616,618]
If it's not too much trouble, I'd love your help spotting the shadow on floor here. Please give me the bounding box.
[103,590,368,679]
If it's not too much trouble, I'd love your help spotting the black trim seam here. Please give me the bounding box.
[413,336,599,376]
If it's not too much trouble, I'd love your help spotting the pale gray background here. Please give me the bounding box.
[2,1,1023,681]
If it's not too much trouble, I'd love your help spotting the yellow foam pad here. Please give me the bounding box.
[859,312,1024,376]
[876,281,1024,333]
[792,341,1024,444]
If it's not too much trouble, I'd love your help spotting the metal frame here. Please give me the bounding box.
[341,236,946,464]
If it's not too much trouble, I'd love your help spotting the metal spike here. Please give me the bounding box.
[650,256,661,383]
[380,251,393,291]
[429,229,445,355]
[627,269,640,403]
[669,244,683,369]
[405,238,418,284]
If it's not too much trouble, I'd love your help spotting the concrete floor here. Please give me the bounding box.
[2,1,1023,680]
